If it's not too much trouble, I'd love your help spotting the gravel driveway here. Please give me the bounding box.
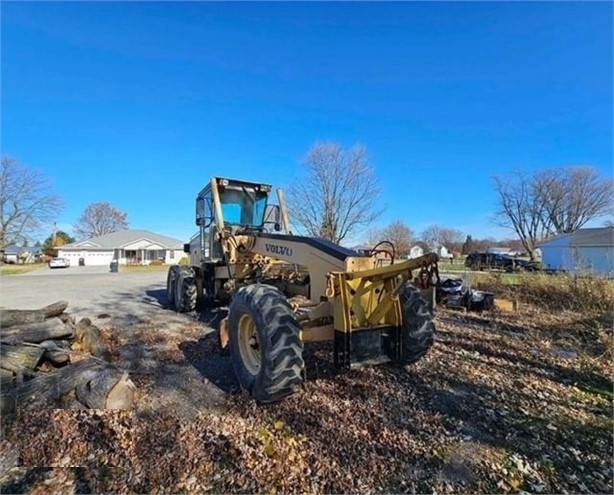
[1,266,166,318]
[0,266,232,418]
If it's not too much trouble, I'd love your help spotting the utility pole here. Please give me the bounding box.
[52,222,57,247]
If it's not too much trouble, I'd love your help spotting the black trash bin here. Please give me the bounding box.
[79,257,85,266]
[110,260,119,273]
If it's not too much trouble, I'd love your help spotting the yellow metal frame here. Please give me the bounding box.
[331,254,439,333]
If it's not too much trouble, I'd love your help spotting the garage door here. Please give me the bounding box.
[83,251,114,266]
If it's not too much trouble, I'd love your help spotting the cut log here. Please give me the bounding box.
[0,359,101,414]
[75,318,92,341]
[0,301,69,328]
[0,369,14,387]
[39,341,71,365]
[57,312,75,325]
[106,373,137,409]
[0,343,45,371]
[75,320,110,360]
[76,368,136,409]
[0,318,74,343]
[44,351,70,365]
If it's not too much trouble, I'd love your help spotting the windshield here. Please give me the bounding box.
[219,186,268,227]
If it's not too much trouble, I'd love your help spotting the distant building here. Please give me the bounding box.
[538,227,613,275]
[58,229,186,266]
[350,244,373,256]
[2,245,41,264]
[436,245,452,260]
[487,246,512,255]
[408,245,424,259]
[3,245,20,264]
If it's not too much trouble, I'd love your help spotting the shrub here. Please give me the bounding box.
[149,259,163,266]
[473,272,614,313]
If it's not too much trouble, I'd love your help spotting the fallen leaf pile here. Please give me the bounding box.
[1,305,612,494]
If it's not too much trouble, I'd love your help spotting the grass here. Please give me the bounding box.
[120,264,171,273]
[0,263,46,276]
[472,271,614,313]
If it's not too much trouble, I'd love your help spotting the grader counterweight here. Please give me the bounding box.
[167,177,439,403]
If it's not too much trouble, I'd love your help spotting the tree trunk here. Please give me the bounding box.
[0,318,74,343]
[38,341,71,365]
[1,359,99,414]
[76,367,136,409]
[0,343,45,371]
[0,301,69,328]
[0,369,14,387]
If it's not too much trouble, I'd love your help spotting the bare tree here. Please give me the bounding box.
[493,173,552,260]
[419,225,465,252]
[535,167,613,234]
[0,156,63,258]
[494,167,613,260]
[74,202,128,240]
[285,142,381,244]
[367,221,415,256]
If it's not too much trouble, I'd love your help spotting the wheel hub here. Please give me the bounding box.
[238,313,261,375]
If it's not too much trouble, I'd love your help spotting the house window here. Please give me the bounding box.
[125,250,138,264]
[170,250,174,259]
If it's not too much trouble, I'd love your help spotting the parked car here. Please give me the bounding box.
[464,252,537,272]
[49,257,70,269]
[514,259,542,272]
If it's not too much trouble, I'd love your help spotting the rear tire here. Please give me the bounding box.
[397,284,435,365]
[175,267,197,313]
[228,284,304,403]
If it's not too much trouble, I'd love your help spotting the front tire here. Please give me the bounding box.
[175,267,197,313]
[228,284,304,403]
[397,284,435,365]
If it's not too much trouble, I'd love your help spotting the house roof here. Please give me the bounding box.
[62,229,185,250]
[3,245,43,255]
[539,227,614,248]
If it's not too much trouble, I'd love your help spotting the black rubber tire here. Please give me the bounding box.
[175,267,197,313]
[397,284,435,365]
[228,284,304,403]
[166,266,179,310]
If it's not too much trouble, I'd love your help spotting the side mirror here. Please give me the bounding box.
[183,243,191,253]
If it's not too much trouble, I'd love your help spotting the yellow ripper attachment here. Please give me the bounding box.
[327,253,439,369]
[329,253,440,332]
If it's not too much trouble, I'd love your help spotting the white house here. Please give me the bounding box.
[2,245,41,264]
[408,245,424,259]
[436,245,452,260]
[58,229,186,267]
[538,227,613,276]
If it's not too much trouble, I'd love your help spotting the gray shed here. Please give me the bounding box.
[538,227,613,275]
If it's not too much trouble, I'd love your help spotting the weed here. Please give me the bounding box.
[473,272,614,313]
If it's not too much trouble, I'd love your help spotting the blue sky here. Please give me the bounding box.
[2,1,612,245]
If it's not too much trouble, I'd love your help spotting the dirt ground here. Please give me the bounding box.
[0,270,612,494]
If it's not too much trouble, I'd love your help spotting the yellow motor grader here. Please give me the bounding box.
[167,177,440,403]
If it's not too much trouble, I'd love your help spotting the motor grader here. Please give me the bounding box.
[166,177,440,403]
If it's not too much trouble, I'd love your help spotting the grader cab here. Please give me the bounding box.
[167,177,440,403]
